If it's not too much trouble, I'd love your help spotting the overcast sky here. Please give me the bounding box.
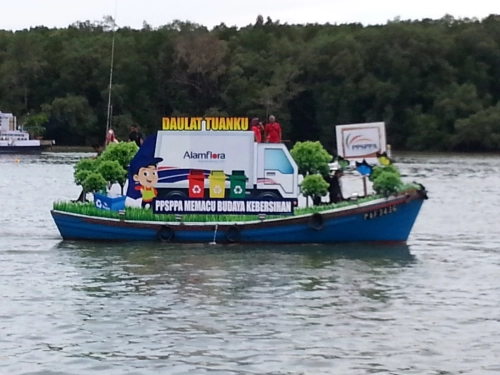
[2,0,498,31]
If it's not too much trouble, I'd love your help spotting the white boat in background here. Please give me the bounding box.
[0,111,47,154]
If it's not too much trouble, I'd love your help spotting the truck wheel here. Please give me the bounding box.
[256,192,279,200]
[165,190,187,199]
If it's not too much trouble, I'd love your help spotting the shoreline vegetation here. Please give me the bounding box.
[1,14,500,152]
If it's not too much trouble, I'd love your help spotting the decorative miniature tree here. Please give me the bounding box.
[98,142,138,195]
[74,158,98,202]
[99,141,139,171]
[73,142,139,200]
[97,160,127,195]
[80,172,108,196]
[369,164,400,182]
[290,141,332,176]
[300,174,329,206]
[371,165,403,196]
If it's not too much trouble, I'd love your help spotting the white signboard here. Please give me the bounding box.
[336,122,386,162]
[154,131,255,187]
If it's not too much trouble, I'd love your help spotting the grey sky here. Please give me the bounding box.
[3,0,498,31]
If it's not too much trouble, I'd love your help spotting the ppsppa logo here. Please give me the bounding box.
[345,134,378,151]
[183,151,226,160]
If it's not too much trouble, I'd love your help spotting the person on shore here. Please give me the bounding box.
[265,115,282,143]
[129,125,144,148]
[325,169,344,204]
[250,118,264,143]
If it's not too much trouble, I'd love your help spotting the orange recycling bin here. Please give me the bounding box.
[209,170,226,198]
[188,170,205,198]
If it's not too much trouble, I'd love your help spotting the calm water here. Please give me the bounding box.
[1,152,500,375]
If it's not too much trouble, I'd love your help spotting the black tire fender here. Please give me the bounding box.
[308,213,324,231]
[158,225,175,242]
[225,225,240,243]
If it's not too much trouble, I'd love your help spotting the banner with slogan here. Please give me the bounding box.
[153,198,297,215]
[162,117,249,131]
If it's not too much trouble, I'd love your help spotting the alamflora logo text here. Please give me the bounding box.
[345,134,378,151]
[183,151,226,160]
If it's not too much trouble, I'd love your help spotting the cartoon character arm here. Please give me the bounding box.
[154,188,158,196]
[134,185,143,191]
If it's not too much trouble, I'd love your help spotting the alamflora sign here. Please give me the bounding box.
[336,122,386,160]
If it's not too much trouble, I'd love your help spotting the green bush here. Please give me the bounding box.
[372,172,403,196]
[73,142,138,198]
[81,172,108,195]
[99,141,139,170]
[300,174,329,205]
[97,160,127,194]
[369,164,400,182]
[290,141,332,176]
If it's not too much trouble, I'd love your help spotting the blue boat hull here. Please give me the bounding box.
[51,191,427,244]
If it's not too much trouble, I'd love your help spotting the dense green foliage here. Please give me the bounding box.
[97,160,127,191]
[290,141,332,176]
[369,164,400,182]
[300,174,330,204]
[81,172,108,194]
[73,141,137,198]
[99,141,139,169]
[2,14,500,151]
[371,165,404,196]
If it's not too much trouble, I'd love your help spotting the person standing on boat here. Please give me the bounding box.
[265,115,282,143]
[106,129,119,145]
[91,144,103,159]
[129,125,144,148]
[325,169,344,204]
[250,118,264,142]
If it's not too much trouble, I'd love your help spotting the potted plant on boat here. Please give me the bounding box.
[290,140,332,206]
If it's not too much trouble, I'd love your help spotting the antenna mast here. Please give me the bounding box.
[104,1,118,148]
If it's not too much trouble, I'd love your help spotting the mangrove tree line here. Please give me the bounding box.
[1,14,500,151]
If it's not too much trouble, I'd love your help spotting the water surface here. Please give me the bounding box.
[1,152,499,375]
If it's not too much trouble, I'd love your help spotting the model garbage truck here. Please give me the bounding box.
[153,130,299,200]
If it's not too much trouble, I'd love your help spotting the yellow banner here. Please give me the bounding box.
[162,117,249,131]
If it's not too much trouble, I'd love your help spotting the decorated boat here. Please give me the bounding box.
[51,118,428,243]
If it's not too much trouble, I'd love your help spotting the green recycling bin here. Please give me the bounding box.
[229,170,247,199]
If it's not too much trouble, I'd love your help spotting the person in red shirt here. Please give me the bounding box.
[265,115,282,143]
[250,117,264,142]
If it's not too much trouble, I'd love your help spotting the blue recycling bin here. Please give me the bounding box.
[93,193,126,211]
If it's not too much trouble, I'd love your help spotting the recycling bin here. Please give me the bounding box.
[229,170,246,199]
[93,193,126,211]
[209,170,226,198]
[188,170,205,198]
